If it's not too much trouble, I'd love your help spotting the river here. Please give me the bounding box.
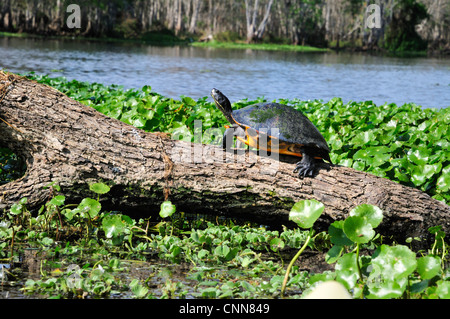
[1,36,449,109]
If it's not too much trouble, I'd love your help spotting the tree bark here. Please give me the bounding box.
[0,72,449,245]
[254,0,274,40]
[188,0,201,34]
[244,0,274,42]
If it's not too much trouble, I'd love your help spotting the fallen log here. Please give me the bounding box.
[0,72,449,245]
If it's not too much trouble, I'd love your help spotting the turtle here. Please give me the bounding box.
[210,88,332,177]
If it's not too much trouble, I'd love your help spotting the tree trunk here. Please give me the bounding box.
[0,72,449,246]
[254,0,274,40]
[188,0,201,34]
[244,0,274,42]
[244,0,256,42]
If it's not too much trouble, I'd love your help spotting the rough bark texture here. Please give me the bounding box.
[0,72,449,246]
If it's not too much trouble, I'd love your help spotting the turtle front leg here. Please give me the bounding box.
[293,148,317,177]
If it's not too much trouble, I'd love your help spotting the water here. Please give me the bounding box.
[1,36,449,109]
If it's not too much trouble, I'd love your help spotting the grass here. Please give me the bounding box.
[191,40,329,52]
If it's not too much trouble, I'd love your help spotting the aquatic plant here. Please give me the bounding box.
[288,201,450,299]
[1,184,448,299]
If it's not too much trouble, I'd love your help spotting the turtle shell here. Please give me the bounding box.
[231,102,330,159]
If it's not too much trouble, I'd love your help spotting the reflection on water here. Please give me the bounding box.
[1,36,449,108]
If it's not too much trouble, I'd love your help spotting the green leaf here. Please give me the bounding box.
[269,238,285,252]
[40,237,54,246]
[10,203,23,215]
[130,279,149,298]
[289,199,324,229]
[436,280,450,299]
[436,165,450,192]
[328,221,353,246]
[102,214,127,238]
[89,182,111,195]
[159,201,176,218]
[352,131,376,146]
[215,245,238,261]
[352,160,365,171]
[409,147,431,166]
[170,125,192,142]
[366,278,408,299]
[335,253,359,290]
[343,216,375,244]
[62,208,75,221]
[416,256,441,280]
[214,245,230,258]
[49,195,66,207]
[411,164,440,187]
[77,198,101,218]
[182,96,197,106]
[370,245,417,281]
[325,245,344,264]
[349,204,383,228]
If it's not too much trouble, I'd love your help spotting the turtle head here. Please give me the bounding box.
[211,88,235,123]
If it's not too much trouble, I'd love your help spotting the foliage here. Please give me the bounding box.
[2,0,444,52]
[1,188,448,299]
[284,200,450,299]
[0,183,313,299]
[384,0,429,52]
[300,98,449,204]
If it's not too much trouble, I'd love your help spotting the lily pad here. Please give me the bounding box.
[416,255,441,280]
[89,182,111,195]
[343,216,375,244]
[76,198,101,219]
[349,204,383,228]
[160,201,176,218]
[289,199,324,229]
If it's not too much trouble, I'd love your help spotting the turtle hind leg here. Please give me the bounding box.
[293,148,317,178]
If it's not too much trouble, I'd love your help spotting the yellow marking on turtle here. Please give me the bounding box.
[225,124,324,160]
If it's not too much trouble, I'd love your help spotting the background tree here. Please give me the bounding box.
[384,0,429,51]
[0,0,446,51]
[244,0,274,42]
